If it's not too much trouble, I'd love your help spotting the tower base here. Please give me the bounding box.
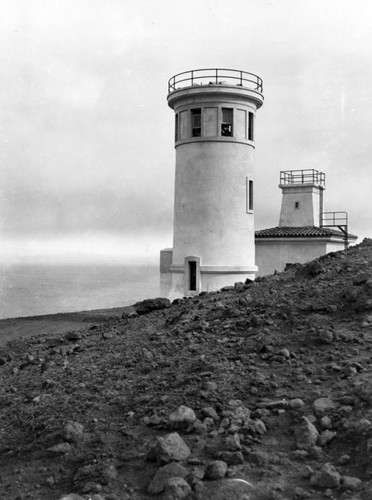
[160,248,257,299]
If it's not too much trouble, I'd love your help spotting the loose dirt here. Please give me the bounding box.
[1,239,372,500]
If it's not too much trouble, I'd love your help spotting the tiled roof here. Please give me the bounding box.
[255,226,358,239]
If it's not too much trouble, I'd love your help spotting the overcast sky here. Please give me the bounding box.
[1,0,371,264]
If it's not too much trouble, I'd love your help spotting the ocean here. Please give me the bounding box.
[0,263,160,320]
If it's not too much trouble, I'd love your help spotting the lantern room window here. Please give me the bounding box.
[221,108,233,136]
[191,108,201,137]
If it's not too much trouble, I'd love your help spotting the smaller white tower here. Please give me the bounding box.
[278,169,325,227]
[255,169,357,276]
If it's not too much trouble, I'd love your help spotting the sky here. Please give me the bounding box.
[1,0,371,264]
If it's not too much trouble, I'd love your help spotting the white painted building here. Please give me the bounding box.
[255,169,358,276]
[161,68,264,298]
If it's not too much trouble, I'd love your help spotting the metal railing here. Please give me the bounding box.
[168,68,263,94]
[280,169,325,187]
[321,211,348,227]
[321,211,349,249]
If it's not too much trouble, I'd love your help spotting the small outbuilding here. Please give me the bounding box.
[255,169,358,276]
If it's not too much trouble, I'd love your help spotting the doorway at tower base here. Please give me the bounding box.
[160,248,257,299]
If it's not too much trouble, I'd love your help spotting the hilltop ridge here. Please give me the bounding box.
[0,239,372,499]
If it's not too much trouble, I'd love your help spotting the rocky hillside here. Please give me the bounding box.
[1,239,372,500]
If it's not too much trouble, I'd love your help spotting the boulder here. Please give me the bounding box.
[48,442,73,455]
[169,405,196,429]
[218,451,244,465]
[310,463,341,488]
[121,305,138,319]
[152,432,191,464]
[342,475,362,490]
[313,397,336,417]
[64,421,84,443]
[163,477,192,500]
[294,417,319,449]
[147,463,188,495]
[194,478,254,500]
[205,460,228,480]
[133,297,171,315]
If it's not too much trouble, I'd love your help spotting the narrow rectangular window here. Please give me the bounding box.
[249,180,254,211]
[175,113,179,141]
[189,261,197,291]
[248,112,254,141]
[246,178,254,212]
[221,108,233,136]
[191,108,201,137]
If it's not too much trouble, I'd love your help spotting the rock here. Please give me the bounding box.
[152,432,191,464]
[225,433,241,451]
[313,397,336,417]
[289,398,305,409]
[204,381,218,392]
[277,348,290,358]
[64,421,84,443]
[294,487,311,499]
[102,464,118,482]
[133,297,171,315]
[310,463,341,488]
[205,460,228,480]
[48,442,73,455]
[102,331,114,339]
[147,463,188,494]
[45,476,55,487]
[250,419,267,435]
[318,430,336,446]
[355,382,372,403]
[194,478,254,499]
[201,407,220,420]
[238,294,253,306]
[342,475,362,490]
[80,481,103,494]
[57,496,86,500]
[353,273,371,285]
[308,446,323,460]
[121,305,138,318]
[169,405,196,429]
[294,417,319,449]
[224,400,252,426]
[300,260,324,277]
[65,331,81,341]
[256,400,288,410]
[319,330,334,344]
[217,451,244,465]
[163,477,192,500]
[246,450,269,465]
[338,454,351,465]
[320,416,332,429]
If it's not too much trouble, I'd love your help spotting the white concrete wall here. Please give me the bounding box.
[279,185,322,227]
[172,141,255,267]
[255,238,346,276]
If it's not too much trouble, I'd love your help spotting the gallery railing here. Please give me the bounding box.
[168,68,263,94]
[280,169,326,187]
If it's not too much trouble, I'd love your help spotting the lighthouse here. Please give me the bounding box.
[160,68,264,297]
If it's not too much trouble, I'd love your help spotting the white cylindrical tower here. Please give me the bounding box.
[165,68,264,297]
